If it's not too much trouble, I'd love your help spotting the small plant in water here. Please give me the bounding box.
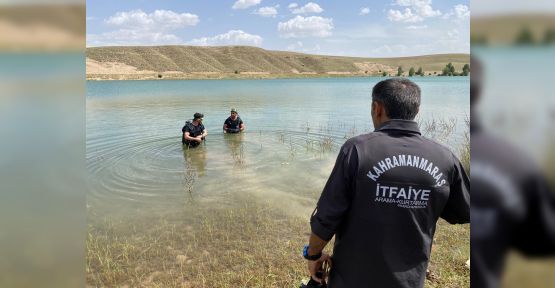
[231,144,246,169]
[419,117,456,144]
[319,136,334,153]
[278,131,286,144]
[184,167,197,202]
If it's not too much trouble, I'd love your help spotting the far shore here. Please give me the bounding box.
[86,71,452,81]
[86,46,469,81]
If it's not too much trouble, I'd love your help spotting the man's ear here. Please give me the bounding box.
[373,101,384,118]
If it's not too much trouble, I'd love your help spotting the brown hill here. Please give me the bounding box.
[0,5,84,51]
[86,45,469,80]
[471,14,555,45]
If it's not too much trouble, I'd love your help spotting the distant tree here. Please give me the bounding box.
[234,70,239,74]
[441,62,456,76]
[428,72,432,76]
[382,71,388,77]
[416,67,423,76]
[158,74,163,78]
[409,67,415,77]
[471,34,488,46]
[462,63,470,76]
[433,71,437,75]
[441,66,449,76]
[543,29,555,45]
[515,26,535,45]
[397,66,404,77]
[449,63,455,74]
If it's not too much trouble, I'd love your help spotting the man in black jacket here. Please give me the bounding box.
[304,78,470,288]
[182,112,207,148]
[470,57,555,288]
[223,108,245,133]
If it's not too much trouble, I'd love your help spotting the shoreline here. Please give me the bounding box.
[86,72,455,81]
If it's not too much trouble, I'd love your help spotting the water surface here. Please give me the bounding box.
[86,77,469,218]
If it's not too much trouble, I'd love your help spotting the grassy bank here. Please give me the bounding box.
[87,201,310,287]
[87,202,469,287]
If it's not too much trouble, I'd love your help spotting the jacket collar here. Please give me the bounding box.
[375,119,421,135]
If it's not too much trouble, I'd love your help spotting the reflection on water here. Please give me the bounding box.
[183,143,207,177]
[182,145,205,203]
[224,132,246,169]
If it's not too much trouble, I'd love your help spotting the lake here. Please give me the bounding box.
[86,76,469,286]
[86,77,469,217]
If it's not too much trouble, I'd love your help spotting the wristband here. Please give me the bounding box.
[303,245,322,261]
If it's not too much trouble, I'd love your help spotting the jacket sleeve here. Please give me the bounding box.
[441,154,470,224]
[310,143,358,241]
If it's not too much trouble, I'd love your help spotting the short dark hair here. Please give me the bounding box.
[372,78,421,120]
[193,112,204,120]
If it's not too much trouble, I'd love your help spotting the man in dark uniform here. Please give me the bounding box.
[470,57,555,288]
[303,78,470,288]
[223,108,245,133]
[182,112,207,148]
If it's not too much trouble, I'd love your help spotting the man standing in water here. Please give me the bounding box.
[223,108,245,133]
[303,78,470,287]
[182,112,207,148]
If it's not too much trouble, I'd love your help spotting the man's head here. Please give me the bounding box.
[371,78,421,128]
[230,108,238,119]
[193,112,204,123]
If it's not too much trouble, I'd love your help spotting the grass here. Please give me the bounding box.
[87,201,312,287]
[501,252,555,288]
[87,200,469,288]
[419,117,457,144]
[230,143,246,169]
[426,221,470,288]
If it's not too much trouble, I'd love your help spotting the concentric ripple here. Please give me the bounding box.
[86,77,469,216]
[86,127,344,210]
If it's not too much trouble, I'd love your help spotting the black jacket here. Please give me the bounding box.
[311,119,470,288]
[471,123,555,288]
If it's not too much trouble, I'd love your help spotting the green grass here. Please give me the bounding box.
[87,200,469,287]
[501,253,555,288]
[426,221,470,288]
[87,201,311,287]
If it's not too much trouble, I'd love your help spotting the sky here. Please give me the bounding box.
[86,0,471,57]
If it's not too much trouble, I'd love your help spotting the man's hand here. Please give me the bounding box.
[307,253,331,283]
[195,136,203,143]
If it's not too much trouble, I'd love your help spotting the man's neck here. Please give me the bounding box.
[373,117,390,129]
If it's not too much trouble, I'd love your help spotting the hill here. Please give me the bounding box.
[471,14,555,45]
[0,5,84,51]
[86,45,469,80]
